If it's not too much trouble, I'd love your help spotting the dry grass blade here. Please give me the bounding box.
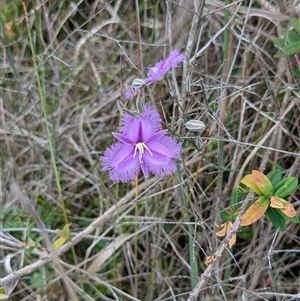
[205,0,291,21]
[9,182,80,301]
[87,233,131,273]
[10,182,52,247]
[0,178,158,287]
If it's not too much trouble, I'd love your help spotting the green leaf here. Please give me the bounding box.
[274,41,300,58]
[291,17,300,35]
[241,174,263,195]
[274,177,298,198]
[0,293,9,301]
[280,28,300,43]
[265,207,286,231]
[267,169,282,186]
[276,207,298,222]
[240,196,270,226]
[252,170,274,196]
[52,237,66,249]
[280,28,289,38]
[229,187,247,211]
[274,177,292,191]
[294,66,300,79]
[62,223,71,240]
[287,30,300,43]
[220,206,232,221]
[52,224,71,249]
[27,222,35,237]
[282,213,299,223]
[35,236,44,244]
[273,37,285,48]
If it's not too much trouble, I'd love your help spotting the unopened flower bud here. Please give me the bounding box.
[186,75,191,94]
[132,78,146,89]
[185,119,205,132]
[177,117,184,126]
[136,95,145,112]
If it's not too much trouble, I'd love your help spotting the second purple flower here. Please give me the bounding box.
[144,49,185,84]
[125,49,185,99]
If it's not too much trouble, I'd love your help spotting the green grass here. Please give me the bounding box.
[1,0,300,300]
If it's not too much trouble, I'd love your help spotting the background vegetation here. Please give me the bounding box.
[1,0,300,300]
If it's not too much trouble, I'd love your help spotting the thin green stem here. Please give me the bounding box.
[22,1,68,226]
[221,0,232,295]
[22,0,82,286]
[177,166,198,289]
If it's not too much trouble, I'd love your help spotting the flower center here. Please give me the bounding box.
[133,142,153,163]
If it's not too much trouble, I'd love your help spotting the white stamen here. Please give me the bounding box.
[133,142,153,163]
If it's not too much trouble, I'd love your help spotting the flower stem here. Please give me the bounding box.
[22,0,81,289]
[177,166,198,289]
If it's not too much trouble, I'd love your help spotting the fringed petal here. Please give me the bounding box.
[101,143,139,183]
[143,137,182,176]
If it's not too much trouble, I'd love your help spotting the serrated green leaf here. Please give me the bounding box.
[265,207,286,231]
[291,17,300,34]
[274,41,300,58]
[267,169,282,186]
[252,170,274,196]
[240,196,270,226]
[275,177,298,198]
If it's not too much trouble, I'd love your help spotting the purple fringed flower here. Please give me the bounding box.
[144,49,185,85]
[101,105,182,183]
